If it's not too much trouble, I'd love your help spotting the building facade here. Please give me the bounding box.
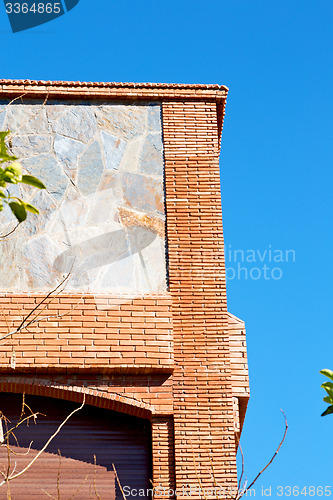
[0,80,249,499]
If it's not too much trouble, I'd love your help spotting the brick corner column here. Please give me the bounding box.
[162,100,237,499]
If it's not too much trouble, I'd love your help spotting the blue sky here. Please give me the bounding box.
[1,0,333,497]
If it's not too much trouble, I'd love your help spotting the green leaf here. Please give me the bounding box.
[0,131,9,155]
[24,203,39,214]
[322,387,333,400]
[0,191,5,198]
[6,162,22,177]
[323,396,332,404]
[321,405,333,417]
[8,201,27,222]
[2,171,17,183]
[320,369,333,380]
[321,382,333,390]
[21,175,46,190]
[0,152,18,162]
[0,131,10,141]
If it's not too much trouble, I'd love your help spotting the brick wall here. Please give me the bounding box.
[162,100,237,498]
[0,295,173,372]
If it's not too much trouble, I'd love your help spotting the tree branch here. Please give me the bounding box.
[0,395,85,487]
[236,410,288,500]
[237,441,245,493]
[0,272,71,342]
[112,464,127,500]
[0,223,19,239]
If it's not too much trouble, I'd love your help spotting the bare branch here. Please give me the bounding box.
[0,395,85,487]
[93,455,101,500]
[0,272,71,342]
[209,455,221,500]
[66,472,89,500]
[57,450,61,500]
[0,223,20,239]
[4,412,41,442]
[19,393,26,421]
[0,94,28,116]
[23,291,84,330]
[6,477,11,500]
[40,451,61,500]
[234,434,245,492]
[10,94,49,138]
[113,464,127,500]
[42,490,57,500]
[5,434,10,486]
[4,394,42,441]
[236,410,288,500]
[0,306,11,338]
[5,441,33,457]
[13,272,70,332]
[190,441,208,500]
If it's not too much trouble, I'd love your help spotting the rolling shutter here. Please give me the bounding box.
[0,393,152,500]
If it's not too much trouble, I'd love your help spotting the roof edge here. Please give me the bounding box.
[0,79,228,105]
[0,78,229,92]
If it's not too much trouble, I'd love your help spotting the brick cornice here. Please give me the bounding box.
[0,78,228,103]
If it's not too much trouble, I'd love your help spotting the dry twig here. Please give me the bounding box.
[0,223,20,239]
[93,455,102,500]
[0,395,85,488]
[235,410,288,500]
[0,272,71,343]
[190,441,208,500]
[10,94,49,138]
[112,463,127,500]
[0,94,27,117]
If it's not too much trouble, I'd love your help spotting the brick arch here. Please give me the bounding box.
[0,377,153,420]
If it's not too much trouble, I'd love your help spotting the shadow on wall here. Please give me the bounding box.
[0,393,152,500]
[53,226,157,273]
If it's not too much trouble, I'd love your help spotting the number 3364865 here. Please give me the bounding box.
[277,486,331,496]
[5,3,62,14]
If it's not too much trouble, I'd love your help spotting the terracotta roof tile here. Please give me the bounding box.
[0,78,228,91]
